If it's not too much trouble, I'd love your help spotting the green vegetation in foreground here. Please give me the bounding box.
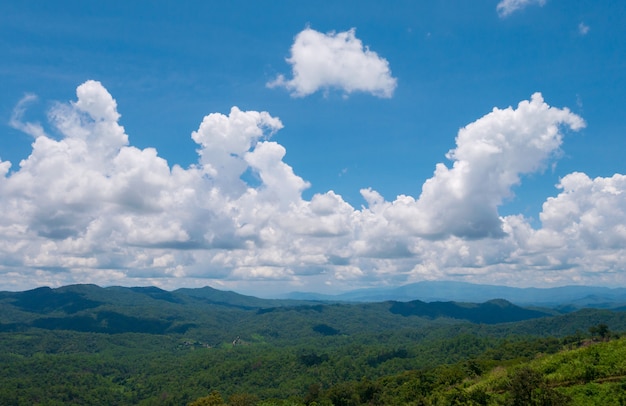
[426,333,626,405]
[261,331,626,406]
[1,327,626,405]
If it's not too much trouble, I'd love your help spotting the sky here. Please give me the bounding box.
[1,0,626,296]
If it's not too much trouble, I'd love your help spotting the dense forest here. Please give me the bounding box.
[1,284,626,405]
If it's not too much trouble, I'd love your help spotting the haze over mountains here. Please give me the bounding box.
[283,281,626,310]
[2,281,626,339]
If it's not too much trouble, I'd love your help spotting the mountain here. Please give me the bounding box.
[0,284,557,337]
[284,281,626,309]
[2,284,626,405]
[4,283,626,344]
[174,285,309,309]
[389,298,552,324]
[0,284,314,339]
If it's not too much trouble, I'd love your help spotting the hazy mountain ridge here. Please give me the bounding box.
[285,281,626,309]
[389,298,552,324]
[1,283,624,338]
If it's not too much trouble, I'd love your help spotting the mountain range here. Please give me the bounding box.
[4,283,626,405]
[283,280,626,310]
[2,282,626,342]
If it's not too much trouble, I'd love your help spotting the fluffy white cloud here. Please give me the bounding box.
[370,93,585,239]
[191,107,284,196]
[495,171,626,286]
[268,28,397,98]
[497,0,546,18]
[2,81,626,294]
[540,173,626,249]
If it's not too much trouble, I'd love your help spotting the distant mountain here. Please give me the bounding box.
[0,284,307,313]
[0,284,313,337]
[6,285,103,314]
[174,285,308,309]
[0,284,559,337]
[389,298,552,324]
[2,283,626,341]
[284,281,626,309]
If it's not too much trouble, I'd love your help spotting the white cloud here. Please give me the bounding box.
[378,93,585,239]
[497,0,546,18]
[3,81,626,293]
[9,94,47,138]
[578,22,590,35]
[191,106,284,196]
[540,172,626,249]
[267,28,397,98]
[491,172,626,287]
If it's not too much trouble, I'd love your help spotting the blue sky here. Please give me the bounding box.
[1,0,626,296]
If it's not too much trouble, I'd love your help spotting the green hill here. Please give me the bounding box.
[0,284,557,341]
[2,284,626,405]
[431,335,626,405]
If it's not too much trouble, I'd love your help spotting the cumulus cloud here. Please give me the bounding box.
[370,93,584,239]
[493,173,626,287]
[497,0,546,18]
[540,173,626,250]
[267,28,397,98]
[191,106,285,196]
[2,81,626,293]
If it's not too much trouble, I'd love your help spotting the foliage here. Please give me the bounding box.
[2,284,626,405]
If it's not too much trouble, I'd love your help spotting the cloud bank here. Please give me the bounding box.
[268,28,397,98]
[3,80,626,294]
[497,0,546,18]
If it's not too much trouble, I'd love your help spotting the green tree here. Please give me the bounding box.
[507,366,570,406]
[589,323,610,341]
[228,393,259,406]
[508,367,543,406]
[188,391,226,406]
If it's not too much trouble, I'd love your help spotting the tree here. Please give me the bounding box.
[228,393,259,406]
[188,391,226,406]
[509,367,543,406]
[589,323,610,341]
[507,366,570,406]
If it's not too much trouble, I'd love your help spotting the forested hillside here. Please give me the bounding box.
[1,284,626,405]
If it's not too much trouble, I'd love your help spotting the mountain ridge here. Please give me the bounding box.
[283,280,626,309]
[0,283,560,336]
[6,281,626,310]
